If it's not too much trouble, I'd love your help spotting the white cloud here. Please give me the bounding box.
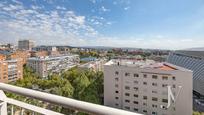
[100,6,110,12]
[124,7,130,10]
[56,6,66,10]
[89,0,96,4]
[0,2,99,45]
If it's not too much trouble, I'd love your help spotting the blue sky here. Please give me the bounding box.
[0,0,204,49]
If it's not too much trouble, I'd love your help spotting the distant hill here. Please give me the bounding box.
[183,47,204,51]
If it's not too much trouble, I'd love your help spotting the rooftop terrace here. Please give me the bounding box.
[105,59,178,71]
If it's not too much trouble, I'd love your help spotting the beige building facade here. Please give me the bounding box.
[104,59,192,115]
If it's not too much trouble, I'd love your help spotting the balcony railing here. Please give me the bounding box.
[0,83,141,115]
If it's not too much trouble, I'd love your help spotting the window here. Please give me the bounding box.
[134,81,138,84]
[125,73,130,76]
[124,106,130,110]
[152,90,157,94]
[162,76,168,80]
[143,96,147,100]
[143,110,147,113]
[162,84,168,87]
[133,87,138,91]
[125,86,130,90]
[152,97,158,101]
[162,99,168,103]
[115,77,119,81]
[143,74,147,78]
[115,84,119,88]
[134,94,138,98]
[115,91,119,93]
[134,108,138,112]
[143,82,147,85]
[134,74,139,77]
[125,93,130,96]
[173,84,176,88]
[115,103,119,106]
[152,83,157,86]
[115,97,119,99]
[133,101,138,104]
[125,99,130,103]
[143,103,147,106]
[152,104,157,108]
[115,71,119,75]
[152,75,158,79]
[172,76,176,80]
[152,112,157,115]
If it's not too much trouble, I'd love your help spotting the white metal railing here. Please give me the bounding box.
[0,83,142,115]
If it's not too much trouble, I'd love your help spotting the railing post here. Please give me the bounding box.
[11,105,14,115]
[0,90,7,115]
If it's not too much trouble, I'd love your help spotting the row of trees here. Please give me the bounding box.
[7,66,104,115]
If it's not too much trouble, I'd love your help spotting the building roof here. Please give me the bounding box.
[105,59,191,72]
[175,50,204,59]
[0,50,13,55]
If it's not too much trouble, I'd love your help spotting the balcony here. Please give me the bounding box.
[0,83,141,115]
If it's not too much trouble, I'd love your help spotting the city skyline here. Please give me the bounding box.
[1,0,204,49]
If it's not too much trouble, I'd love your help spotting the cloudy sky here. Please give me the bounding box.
[0,0,204,49]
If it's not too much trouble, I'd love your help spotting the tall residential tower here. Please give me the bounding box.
[104,59,192,115]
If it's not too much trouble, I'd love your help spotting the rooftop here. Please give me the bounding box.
[28,54,79,61]
[105,59,190,71]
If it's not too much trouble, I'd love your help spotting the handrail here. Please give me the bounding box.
[0,83,141,115]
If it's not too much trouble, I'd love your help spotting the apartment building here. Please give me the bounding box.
[27,55,80,78]
[0,59,23,83]
[79,59,107,72]
[9,50,30,65]
[104,59,192,115]
[18,40,34,50]
[167,50,204,96]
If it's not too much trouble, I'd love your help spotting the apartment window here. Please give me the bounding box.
[173,84,176,88]
[152,97,158,101]
[115,103,119,106]
[115,84,119,88]
[172,76,176,80]
[115,97,119,99]
[143,96,147,100]
[134,94,138,98]
[134,81,138,84]
[162,76,168,80]
[143,82,147,85]
[133,87,138,91]
[162,84,168,87]
[125,93,130,96]
[124,106,130,110]
[152,104,158,108]
[125,86,130,90]
[143,110,147,113]
[152,90,157,94]
[143,74,147,78]
[134,73,139,77]
[125,73,130,76]
[152,75,158,79]
[134,108,138,112]
[152,83,157,86]
[133,101,139,104]
[115,71,119,75]
[115,77,119,81]
[143,103,147,106]
[162,99,168,103]
[125,99,130,103]
[115,91,119,93]
[152,112,157,115]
